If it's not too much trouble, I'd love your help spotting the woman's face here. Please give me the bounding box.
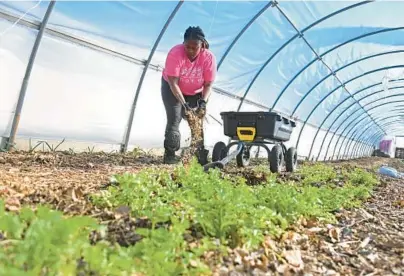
[184,39,202,60]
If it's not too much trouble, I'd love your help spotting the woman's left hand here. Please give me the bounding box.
[196,99,207,118]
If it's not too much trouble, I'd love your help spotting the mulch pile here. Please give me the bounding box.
[181,109,206,166]
[1,151,403,275]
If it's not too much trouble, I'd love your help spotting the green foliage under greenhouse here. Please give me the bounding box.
[0,159,379,275]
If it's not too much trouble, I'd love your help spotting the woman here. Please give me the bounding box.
[161,26,217,164]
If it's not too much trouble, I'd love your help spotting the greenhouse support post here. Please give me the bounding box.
[336,116,381,159]
[322,91,404,161]
[296,64,404,154]
[359,134,384,157]
[360,126,398,157]
[335,119,400,159]
[277,4,389,152]
[343,124,375,159]
[217,1,274,70]
[236,1,372,112]
[359,132,386,157]
[120,0,183,153]
[348,119,391,159]
[357,135,375,157]
[352,136,372,158]
[351,119,404,158]
[359,138,375,157]
[359,143,371,158]
[366,136,381,155]
[364,129,399,156]
[4,0,56,151]
[358,143,371,158]
[364,144,373,157]
[333,98,404,159]
[291,50,404,117]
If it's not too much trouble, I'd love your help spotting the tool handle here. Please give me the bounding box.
[203,161,224,172]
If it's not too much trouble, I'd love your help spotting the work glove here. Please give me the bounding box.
[197,98,207,109]
[184,102,193,114]
[183,102,196,121]
[196,99,207,118]
[183,102,193,112]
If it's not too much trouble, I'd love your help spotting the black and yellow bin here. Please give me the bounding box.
[203,111,298,173]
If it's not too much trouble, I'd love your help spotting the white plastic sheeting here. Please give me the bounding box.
[2,0,403,158]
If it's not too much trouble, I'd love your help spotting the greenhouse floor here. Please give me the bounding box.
[0,150,403,275]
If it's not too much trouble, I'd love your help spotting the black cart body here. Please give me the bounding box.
[204,111,298,173]
[220,111,296,142]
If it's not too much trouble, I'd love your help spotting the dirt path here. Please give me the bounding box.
[0,151,173,214]
[297,174,404,276]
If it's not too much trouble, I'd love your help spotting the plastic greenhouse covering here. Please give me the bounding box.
[2,0,404,160]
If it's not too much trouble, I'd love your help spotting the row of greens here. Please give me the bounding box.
[0,160,379,275]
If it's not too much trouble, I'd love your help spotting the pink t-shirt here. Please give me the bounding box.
[162,44,217,96]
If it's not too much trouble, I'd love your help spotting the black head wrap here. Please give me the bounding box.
[184,26,209,49]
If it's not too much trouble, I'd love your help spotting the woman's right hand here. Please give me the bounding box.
[183,102,192,111]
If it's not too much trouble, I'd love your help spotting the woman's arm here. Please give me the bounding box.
[202,81,213,102]
[202,54,217,102]
[167,76,187,105]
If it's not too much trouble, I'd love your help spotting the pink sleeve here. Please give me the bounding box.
[203,53,217,82]
[164,48,181,77]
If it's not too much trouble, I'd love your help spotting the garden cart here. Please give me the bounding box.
[203,111,298,173]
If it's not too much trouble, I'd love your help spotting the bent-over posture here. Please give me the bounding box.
[161,26,217,164]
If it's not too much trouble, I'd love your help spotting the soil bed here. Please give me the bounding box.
[1,151,403,275]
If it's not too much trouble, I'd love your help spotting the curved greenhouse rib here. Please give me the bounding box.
[328,105,404,160]
[217,1,274,69]
[292,50,404,116]
[320,91,404,160]
[343,107,404,158]
[351,131,380,159]
[344,118,404,159]
[358,134,379,157]
[275,3,389,147]
[344,114,404,159]
[361,132,385,155]
[270,27,404,111]
[332,101,400,161]
[350,115,404,158]
[318,80,404,160]
[366,126,404,157]
[235,0,373,111]
[311,83,404,160]
[346,120,399,159]
[333,97,404,159]
[295,64,404,150]
[359,133,383,157]
[5,0,56,151]
[344,117,404,159]
[356,125,404,157]
[356,128,398,157]
[332,107,401,160]
[120,0,184,152]
[343,116,398,159]
[339,118,401,160]
[334,99,404,160]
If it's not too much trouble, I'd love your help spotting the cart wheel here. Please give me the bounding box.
[285,147,298,172]
[212,141,227,162]
[236,145,250,167]
[270,144,284,173]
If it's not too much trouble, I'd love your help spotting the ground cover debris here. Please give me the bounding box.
[1,150,403,275]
